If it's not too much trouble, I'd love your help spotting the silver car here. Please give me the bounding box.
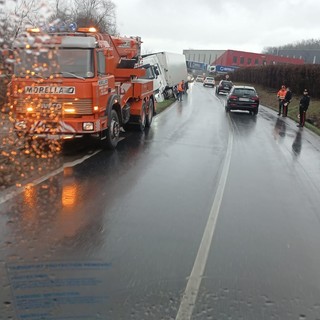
[203,76,215,87]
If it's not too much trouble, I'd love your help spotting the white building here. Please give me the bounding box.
[183,49,225,64]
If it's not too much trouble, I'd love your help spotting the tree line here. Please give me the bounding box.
[263,39,320,64]
[263,38,320,54]
[0,0,117,47]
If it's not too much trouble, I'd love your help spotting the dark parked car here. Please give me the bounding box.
[225,85,259,115]
[216,80,233,94]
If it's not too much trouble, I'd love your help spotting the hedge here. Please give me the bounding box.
[231,64,320,98]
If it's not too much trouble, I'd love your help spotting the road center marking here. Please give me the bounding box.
[0,150,101,205]
[175,117,234,320]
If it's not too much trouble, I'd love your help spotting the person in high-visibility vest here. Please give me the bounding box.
[277,85,287,116]
[282,87,292,117]
[177,80,185,101]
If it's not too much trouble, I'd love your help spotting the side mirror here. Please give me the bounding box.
[154,66,160,76]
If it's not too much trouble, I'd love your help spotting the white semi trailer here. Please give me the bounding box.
[140,52,188,102]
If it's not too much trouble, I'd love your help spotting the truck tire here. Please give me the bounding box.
[146,99,154,128]
[101,109,120,149]
[163,89,170,100]
[139,102,147,132]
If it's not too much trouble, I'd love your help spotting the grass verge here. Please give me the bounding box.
[155,97,176,114]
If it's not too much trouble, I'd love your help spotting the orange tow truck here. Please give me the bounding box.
[9,24,155,149]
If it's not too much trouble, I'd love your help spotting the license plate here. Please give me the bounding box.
[239,97,249,102]
[41,103,62,111]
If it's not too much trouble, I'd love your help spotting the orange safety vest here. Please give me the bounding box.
[178,82,184,92]
[277,88,286,100]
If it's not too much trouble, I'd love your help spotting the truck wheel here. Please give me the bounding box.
[146,99,154,127]
[139,103,147,132]
[163,90,170,100]
[101,109,120,149]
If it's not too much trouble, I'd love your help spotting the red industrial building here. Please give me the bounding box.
[212,49,304,67]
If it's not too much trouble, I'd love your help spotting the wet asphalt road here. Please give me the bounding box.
[1,82,320,319]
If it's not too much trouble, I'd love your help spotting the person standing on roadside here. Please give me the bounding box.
[277,85,287,116]
[297,89,310,127]
[177,80,185,101]
[282,86,292,117]
[184,80,189,94]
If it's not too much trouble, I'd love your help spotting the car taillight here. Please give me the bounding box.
[229,95,238,100]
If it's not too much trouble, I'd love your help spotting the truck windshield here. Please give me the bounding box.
[14,48,94,78]
[139,65,156,80]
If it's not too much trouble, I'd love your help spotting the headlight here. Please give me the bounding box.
[64,108,75,114]
[83,122,94,131]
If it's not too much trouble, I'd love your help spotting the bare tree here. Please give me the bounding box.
[72,0,117,34]
[0,0,118,48]
[0,0,50,46]
[49,0,73,24]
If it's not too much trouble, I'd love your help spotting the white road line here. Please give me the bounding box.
[0,150,101,205]
[175,117,234,320]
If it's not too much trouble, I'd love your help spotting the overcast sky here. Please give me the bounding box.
[116,0,320,54]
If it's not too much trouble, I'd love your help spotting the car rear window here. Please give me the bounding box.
[206,77,214,81]
[221,81,233,86]
[234,88,256,96]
